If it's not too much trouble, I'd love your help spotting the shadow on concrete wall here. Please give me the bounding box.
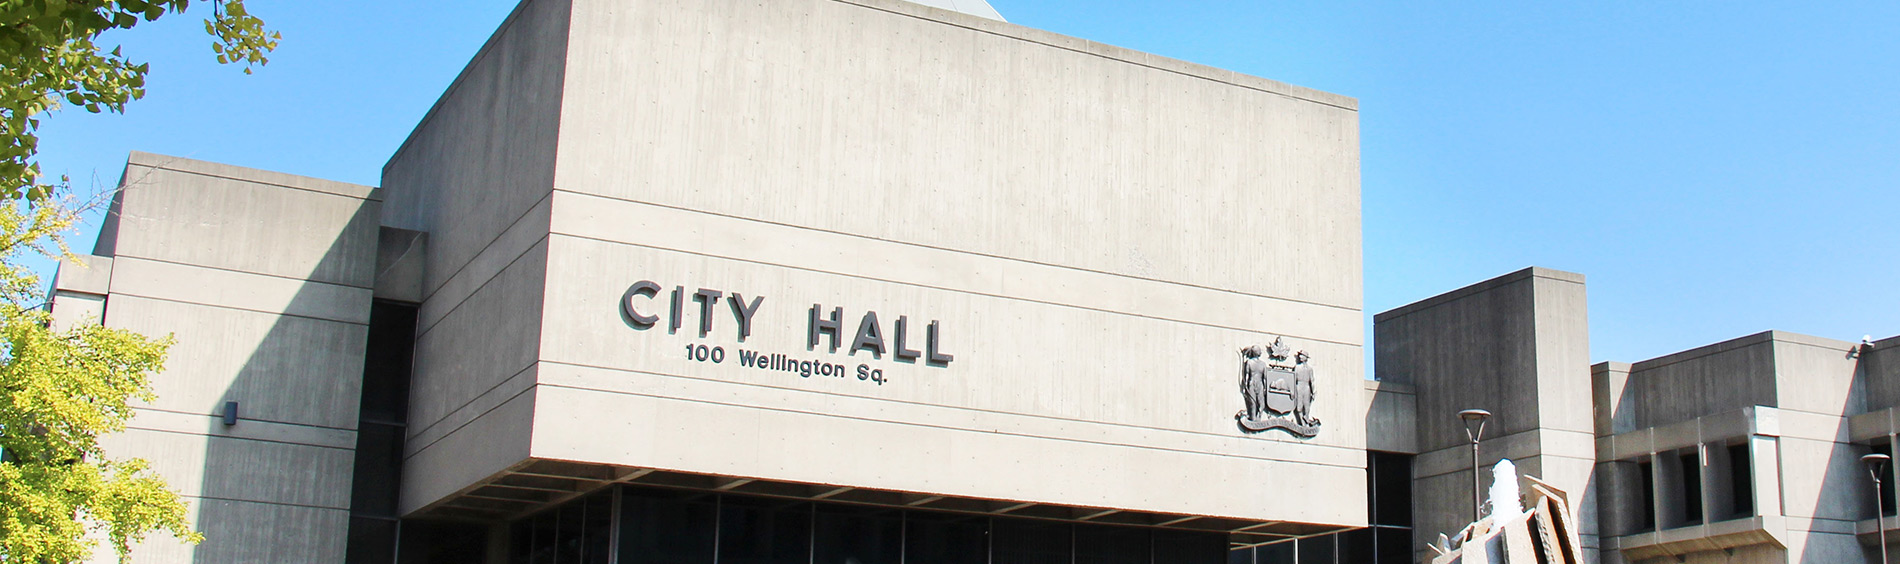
[190,203,376,563]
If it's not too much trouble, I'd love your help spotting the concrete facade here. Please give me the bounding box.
[54,152,381,563]
[1372,267,1596,563]
[379,0,1366,533]
[46,1,1900,563]
[58,0,1372,562]
[1367,268,1900,564]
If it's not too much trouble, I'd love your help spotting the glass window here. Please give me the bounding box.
[718,497,813,564]
[1635,459,1656,532]
[1151,529,1226,564]
[813,504,902,564]
[1227,546,1254,564]
[1678,450,1703,524]
[904,511,987,564]
[1256,540,1295,564]
[346,422,404,518]
[556,501,585,563]
[578,491,613,564]
[358,301,418,423]
[1075,523,1149,564]
[1336,529,1371,564]
[1369,453,1413,527]
[617,487,717,564]
[511,517,533,564]
[397,520,489,564]
[993,518,1071,564]
[343,516,396,564]
[528,509,559,564]
[1374,527,1411,564]
[1296,534,1334,564]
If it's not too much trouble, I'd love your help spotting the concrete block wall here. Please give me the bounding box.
[53,152,381,563]
[1373,266,1595,563]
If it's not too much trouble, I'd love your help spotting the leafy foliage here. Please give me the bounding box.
[0,198,196,562]
[1,0,279,200]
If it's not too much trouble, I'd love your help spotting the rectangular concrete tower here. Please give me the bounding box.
[1374,267,1595,562]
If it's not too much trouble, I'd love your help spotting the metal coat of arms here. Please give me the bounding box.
[1236,336,1320,437]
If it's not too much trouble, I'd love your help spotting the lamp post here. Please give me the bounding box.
[1866,453,1892,564]
[1459,409,1493,523]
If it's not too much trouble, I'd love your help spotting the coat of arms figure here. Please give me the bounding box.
[1236,336,1320,437]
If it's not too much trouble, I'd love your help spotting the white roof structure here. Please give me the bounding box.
[905,0,1005,21]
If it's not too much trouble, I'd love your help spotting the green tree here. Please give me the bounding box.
[2,0,279,201]
[0,200,194,562]
[1,1,277,561]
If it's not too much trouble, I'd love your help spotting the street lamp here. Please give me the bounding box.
[1459,409,1493,523]
[1866,452,1892,564]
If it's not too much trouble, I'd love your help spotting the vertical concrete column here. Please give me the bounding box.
[1751,435,1784,518]
[1374,267,1595,559]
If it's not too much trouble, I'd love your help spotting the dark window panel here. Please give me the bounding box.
[510,518,533,564]
[1296,534,1334,564]
[1679,450,1703,524]
[529,510,559,564]
[1636,459,1656,532]
[814,504,903,564]
[1374,527,1412,564]
[1370,452,1414,527]
[1256,540,1296,564]
[347,422,404,518]
[582,492,613,564]
[359,301,418,423]
[1228,546,1254,564]
[1336,529,1372,564]
[718,496,813,564]
[904,511,988,564]
[617,486,717,564]
[1075,523,1149,564]
[397,520,489,564]
[993,518,1072,564]
[1152,529,1227,564]
[557,501,585,563]
[343,516,396,564]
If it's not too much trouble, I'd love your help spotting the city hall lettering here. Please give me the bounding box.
[620,280,955,385]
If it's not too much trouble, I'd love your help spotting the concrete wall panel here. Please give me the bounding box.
[103,294,367,430]
[1778,436,1872,522]
[108,154,379,288]
[401,387,537,515]
[1365,382,1418,454]
[553,0,1361,309]
[538,234,1364,447]
[1865,336,1900,412]
[1772,336,1863,417]
[528,380,1367,526]
[98,427,353,510]
[380,0,569,300]
[122,497,349,564]
[408,241,548,439]
[1627,335,1778,430]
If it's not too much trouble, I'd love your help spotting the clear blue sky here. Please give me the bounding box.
[31,1,1900,374]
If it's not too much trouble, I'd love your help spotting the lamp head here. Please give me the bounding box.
[1458,409,1492,441]
[1865,452,1892,473]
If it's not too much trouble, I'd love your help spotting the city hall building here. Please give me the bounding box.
[43,0,1900,563]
